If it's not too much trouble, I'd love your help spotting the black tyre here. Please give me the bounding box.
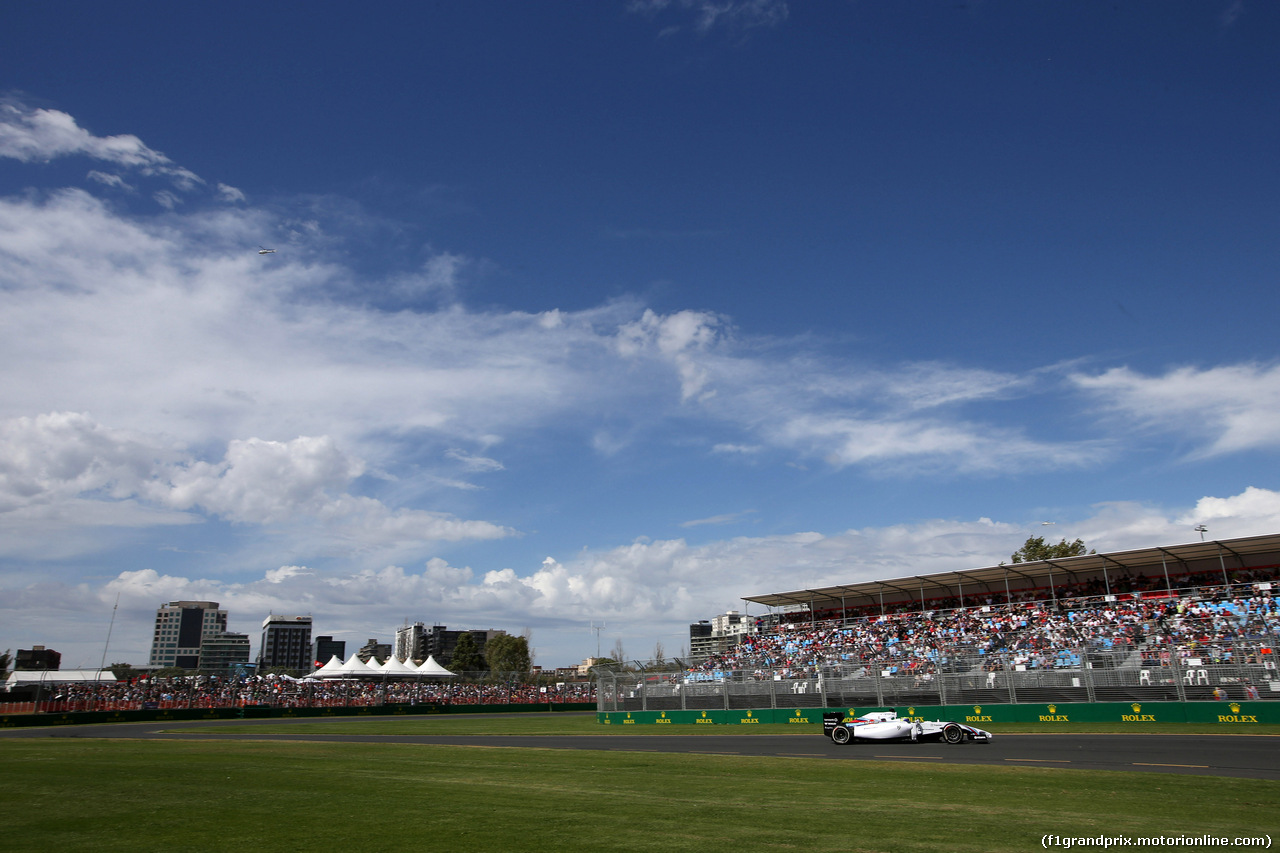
[831,725,852,745]
[941,723,965,744]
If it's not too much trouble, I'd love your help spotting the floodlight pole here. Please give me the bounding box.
[590,621,605,659]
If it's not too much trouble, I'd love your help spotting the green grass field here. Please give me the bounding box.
[1,715,1276,852]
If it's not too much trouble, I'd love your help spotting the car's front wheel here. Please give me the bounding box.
[831,725,852,745]
[941,723,965,744]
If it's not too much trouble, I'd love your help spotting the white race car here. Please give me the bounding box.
[825,711,992,745]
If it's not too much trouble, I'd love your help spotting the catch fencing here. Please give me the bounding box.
[596,642,1278,713]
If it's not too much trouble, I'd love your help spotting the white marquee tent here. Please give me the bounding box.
[305,654,455,680]
[3,670,118,691]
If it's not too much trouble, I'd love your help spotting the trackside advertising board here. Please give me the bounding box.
[596,702,1280,726]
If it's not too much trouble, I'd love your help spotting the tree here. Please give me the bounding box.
[611,637,627,665]
[110,661,140,681]
[485,634,531,675]
[0,649,10,679]
[449,632,486,673]
[1008,535,1094,564]
[652,641,665,664]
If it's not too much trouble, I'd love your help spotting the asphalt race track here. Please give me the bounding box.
[3,717,1278,780]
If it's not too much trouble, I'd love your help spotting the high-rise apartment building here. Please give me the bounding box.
[257,614,313,672]
[394,622,428,662]
[149,601,229,669]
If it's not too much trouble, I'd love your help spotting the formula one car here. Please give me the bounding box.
[824,711,992,745]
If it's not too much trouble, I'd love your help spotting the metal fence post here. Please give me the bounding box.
[1170,652,1187,702]
[1082,648,1097,703]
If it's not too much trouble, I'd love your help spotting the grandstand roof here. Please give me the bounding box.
[741,532,1280,612]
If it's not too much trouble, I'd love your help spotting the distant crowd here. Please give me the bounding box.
[19,676,596,714]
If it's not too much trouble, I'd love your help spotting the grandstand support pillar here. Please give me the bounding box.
[873,668,885,707]
[1004,655,1018,704]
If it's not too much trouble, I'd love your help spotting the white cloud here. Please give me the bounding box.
[629,0,789,36]
[157,435,363,524]
[0,174,1162,485]
[680,510,755,528]
[616,308,721,402]
[86,170,132,191]
[0,412,178,513]
[0,414,513,556]
[444,448,505,473]
[1177,486,1280,528]
[216,183,245,203]
[1073,363,1280,456]
[0,99,204,190]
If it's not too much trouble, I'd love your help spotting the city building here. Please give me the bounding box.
[689,611,760,663]
[421,625,506,668]
[355,638,391,663]
[312,635,346,668]
[394,621,428,662]
[15,646,61,671]
[149,601,229,669]
[198,632,251,673]
[257,614,313,672]
[688,620,715,662]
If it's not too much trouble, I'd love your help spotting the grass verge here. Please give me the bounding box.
[1,736,1275,853]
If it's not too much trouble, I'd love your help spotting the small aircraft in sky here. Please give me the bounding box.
[258,246,276,254]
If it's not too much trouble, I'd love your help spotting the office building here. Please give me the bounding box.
[149,601,229,669]
[421,625,506,668]
[312,635,345,668]
[198,632,251,673]
[356,638,392,663]
[257,614,313,672]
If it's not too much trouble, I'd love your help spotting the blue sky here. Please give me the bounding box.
[1,1,1278,669]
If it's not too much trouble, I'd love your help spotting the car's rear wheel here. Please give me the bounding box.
[831,725,852,745]
[942,723,965,744]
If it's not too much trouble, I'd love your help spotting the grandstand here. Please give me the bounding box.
[597,533,1280,714]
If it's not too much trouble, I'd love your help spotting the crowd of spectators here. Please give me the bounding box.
[691,570,1279,680]
[10,674,596,714]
